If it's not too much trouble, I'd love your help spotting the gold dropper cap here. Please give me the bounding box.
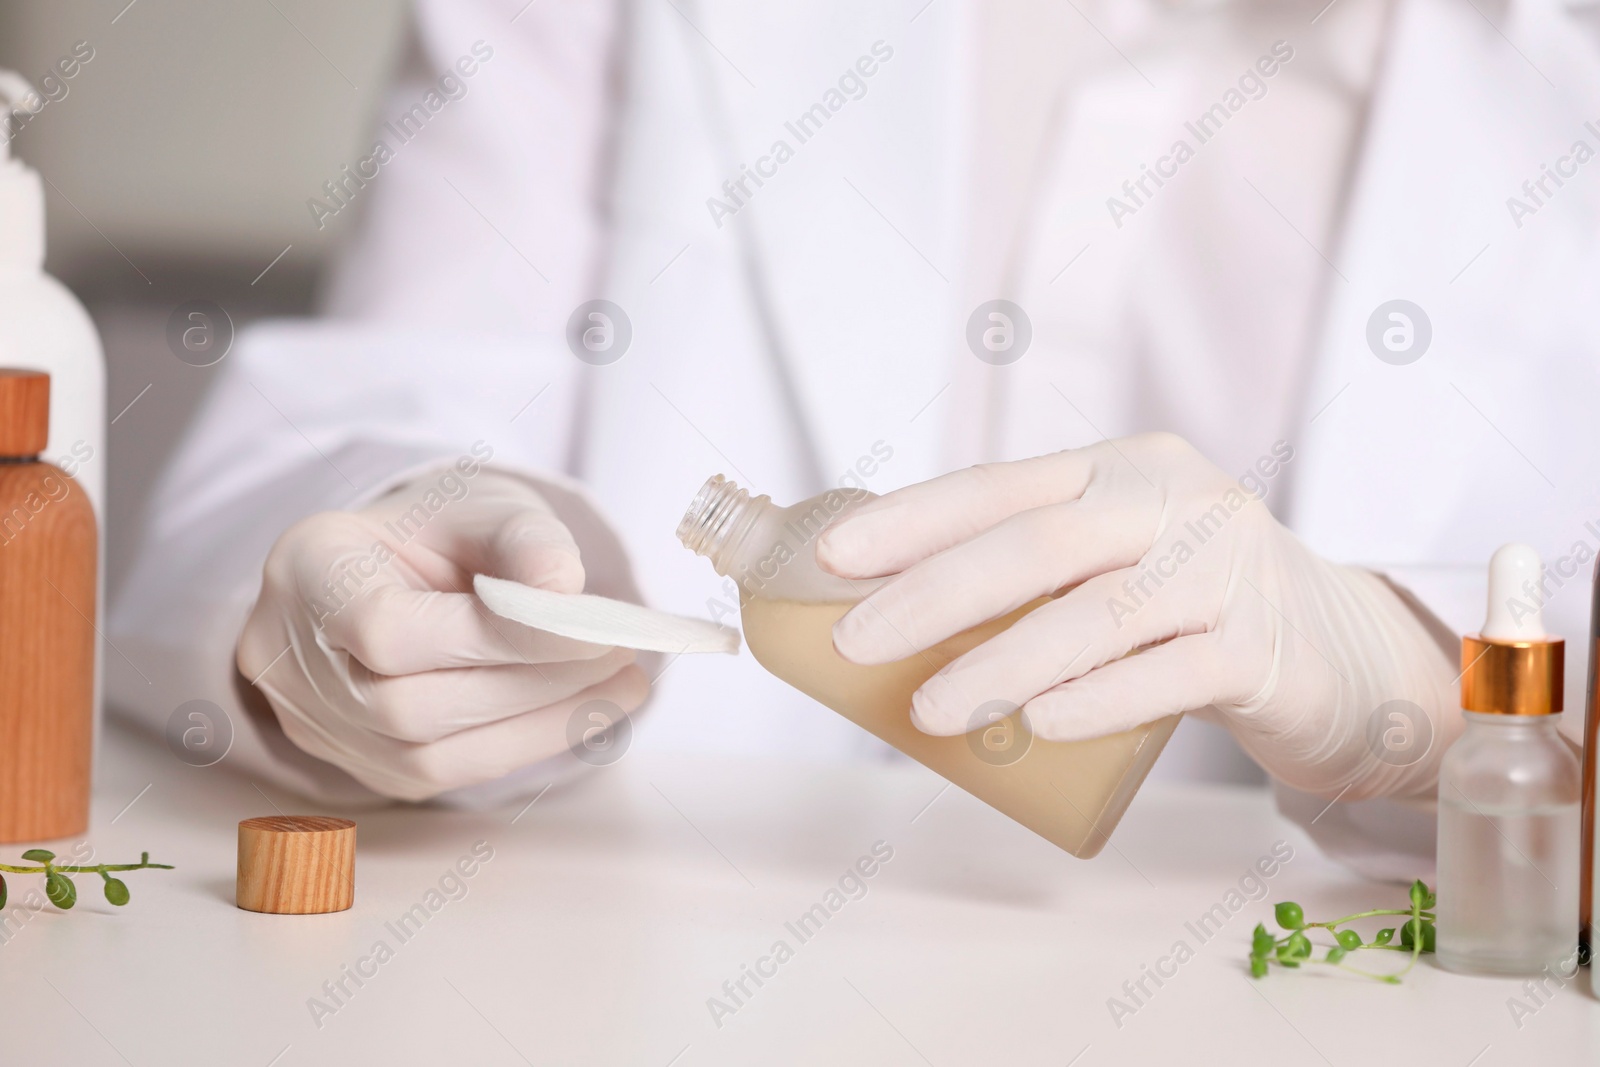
[1460,635,1563,715]
[1460,544,1563,716]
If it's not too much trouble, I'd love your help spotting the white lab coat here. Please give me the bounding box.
[111,0,1600,877]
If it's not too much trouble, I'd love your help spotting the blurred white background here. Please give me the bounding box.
[0,0,408,594]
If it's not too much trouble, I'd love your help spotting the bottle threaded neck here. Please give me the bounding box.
[677,475,760,566]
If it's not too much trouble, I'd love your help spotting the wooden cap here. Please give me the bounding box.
[237,815,356,914]
[0,370,49,456]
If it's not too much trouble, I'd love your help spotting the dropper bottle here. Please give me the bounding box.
[1436,544,1581,975]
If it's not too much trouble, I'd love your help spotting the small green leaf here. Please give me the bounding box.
[1335,929,1362,949]
[45,871,76,910]
[1326,947,1346,964]
[1421,922,1436,953]
[1250,956,1269,978]
[1252,923,1276,957]
[1274,902,1305,930]
[1278,932,1312,962]
[1278,959,1301,968]
[102,877,129,907]
[1373,928,1395,946]
[20,849,55,863]
[1409,880,1430,911]
[0,873,7,910]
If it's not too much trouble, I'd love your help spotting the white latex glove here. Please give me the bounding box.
[815,434,1459,800]
[236,470,649,800]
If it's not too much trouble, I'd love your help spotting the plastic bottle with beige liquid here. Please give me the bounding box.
[677,475,1179,858]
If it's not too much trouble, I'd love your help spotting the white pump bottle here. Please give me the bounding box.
[0,72,106,731]
[0,71,105,520]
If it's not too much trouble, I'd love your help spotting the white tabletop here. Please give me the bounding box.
[2,721,1596,1066]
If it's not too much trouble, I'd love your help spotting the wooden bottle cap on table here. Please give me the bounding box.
[0,370,50,456]
[237,816,356,914]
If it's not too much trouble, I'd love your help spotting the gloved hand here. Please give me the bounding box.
[236,470,649,800]
[815,434,1458,800]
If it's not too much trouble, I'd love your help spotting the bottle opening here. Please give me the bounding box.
[677,474,752,559]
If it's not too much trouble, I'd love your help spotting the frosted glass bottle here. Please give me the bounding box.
[677,475,1179,858]
[1437,543,1580,976]
[1436,713,1580,975]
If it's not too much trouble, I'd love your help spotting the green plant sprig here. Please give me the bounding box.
[0,850,174,910]
[1249,880,1436,984]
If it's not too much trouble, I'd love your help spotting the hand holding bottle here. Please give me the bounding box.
[816,433,1459,799]
[236,471,649,800]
